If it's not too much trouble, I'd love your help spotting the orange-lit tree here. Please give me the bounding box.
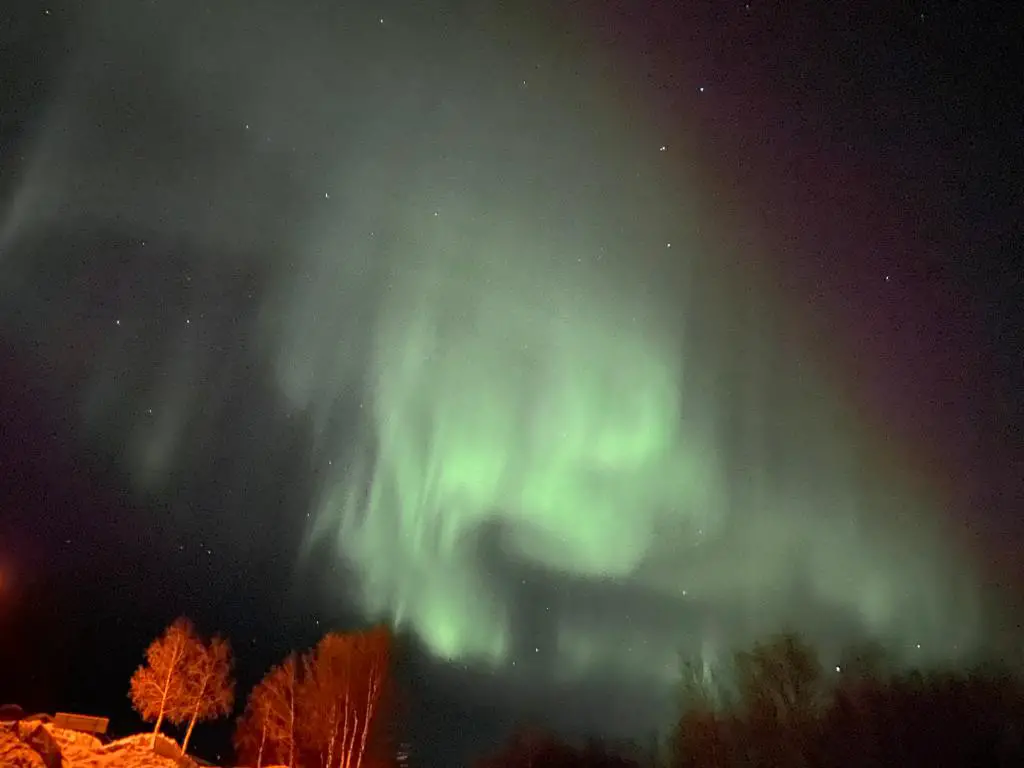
[236,653,301,768]
[180,634,235,754]
[129,616,203,748]
[298,626,392,768]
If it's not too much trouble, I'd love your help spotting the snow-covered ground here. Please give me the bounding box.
[0,721,200,768]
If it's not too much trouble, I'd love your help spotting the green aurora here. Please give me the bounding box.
[1,0,985,702]
[291,152,979,686]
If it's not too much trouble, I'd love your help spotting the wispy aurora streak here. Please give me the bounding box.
[303,220,724,666]
[282,151,978,684]
[2,0,982,696]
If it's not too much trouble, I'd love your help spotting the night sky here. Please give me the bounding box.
[1,1,1021,766]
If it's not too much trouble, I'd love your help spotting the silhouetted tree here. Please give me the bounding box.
[479,730,640,768]
[129,617,202,748]
[677,656,729,713]
[821,665,1024,768]
[668,632,1024,768]
[734,632,824,724]
[180,634,235,755]
[835,639,892,686]
[671,649,737,768]
[673,709,741,768]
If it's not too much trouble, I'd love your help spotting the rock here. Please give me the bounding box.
[0,704,26,722]
[45,724,103,763]
[0,723,46,768]
[19,721,63,768]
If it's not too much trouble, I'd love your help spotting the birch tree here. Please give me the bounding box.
[180,634,235,754]
[299,626,392,768]
[236,653,301,768]
[129,617,202,748]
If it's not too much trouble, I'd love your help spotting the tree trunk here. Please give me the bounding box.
[348,713,363,768]
[257,723,267,768]
[354,673,380,768]
[340,693,353,768]
[181,699,201,754]
[151,706,165,749]
[326,715,338,768]
[354,663,382,768]
[288,678,296,768]
[181,672,211,755]
[353,707,369,768]
[152,631,184,749]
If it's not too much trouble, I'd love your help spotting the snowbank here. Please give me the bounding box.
[0,721,205,768]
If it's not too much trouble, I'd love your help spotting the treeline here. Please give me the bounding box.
[130,619,1024,768]
[129,617,393,768]
[670,633,1024,768]
[474,634,1024,768]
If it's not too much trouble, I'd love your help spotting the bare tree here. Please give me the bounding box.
[129,617,202,748]
[677,655,730,714]
[734,633,824,725]
[731,633,825,768]
[236,653,301,768]
[180,634,235,755]
[299,626,392,768]
[234,705,268,768]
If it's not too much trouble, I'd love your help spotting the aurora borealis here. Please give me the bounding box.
[288,152,979,684]
[255,1,981,685]
[2,0,1020,755]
